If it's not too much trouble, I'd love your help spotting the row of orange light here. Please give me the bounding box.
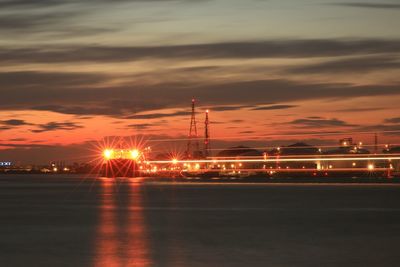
[148,156,400,164]
[102,149,398,171]
[103,149,141,160]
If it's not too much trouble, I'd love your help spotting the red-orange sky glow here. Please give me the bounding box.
[0,0,399,164]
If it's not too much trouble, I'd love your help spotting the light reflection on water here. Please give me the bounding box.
[93,179,151,267]
[1,176,400,266]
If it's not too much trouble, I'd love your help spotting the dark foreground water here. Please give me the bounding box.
[1,175,400,267]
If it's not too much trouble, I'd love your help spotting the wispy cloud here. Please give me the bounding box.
[125,111,192,120]
[1,70,399,117]
[333,2,400,9]
[288,55,400,74]
[355,124,400,135]
[0,119,31,126]
[126,123,154,130]
[31,122,83,133]
[336,107,386,112]
[0,119,33,131]
[0,118,83,133]
[210,105,255,112]
[288,118,358,128]
[385,117,400,123]
[0,0,203,9]
[2,39,400,63]
[251,105,297,111]
[0,143,52,148]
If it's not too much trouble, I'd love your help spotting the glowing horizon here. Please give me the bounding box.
[0,0,399,164]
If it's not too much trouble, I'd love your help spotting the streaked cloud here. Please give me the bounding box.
[355,124,400,135]
[385,117,400,123]
[333,2,400,9]
[0,0,202,8]
[126,123,154,130]
[336,107,386,112]
[251,105,297,111]
[1,71,399,117]
[210,105,255,112]
[0,119,31,126]
[0,142,53,148]
[31,122,83,133]
[2,39,400,63]
[288,55,400,74]
[0,118,83,133]
[126,111,192,120]
[288,118,358,128]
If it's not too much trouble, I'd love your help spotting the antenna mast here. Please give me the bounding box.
[186,98,199,158]
[204,109,210,158]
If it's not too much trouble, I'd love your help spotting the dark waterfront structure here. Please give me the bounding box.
[217,146,263,158]
[384,146,400,153]
[269,142,320,156]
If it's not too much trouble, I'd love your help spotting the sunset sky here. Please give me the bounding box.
[1,0,400,164]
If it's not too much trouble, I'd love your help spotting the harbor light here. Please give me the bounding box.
[368,164,375,171]
[130,149,140,160]
[103,149,114,160]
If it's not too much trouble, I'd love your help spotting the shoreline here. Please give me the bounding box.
[1,173,400,184]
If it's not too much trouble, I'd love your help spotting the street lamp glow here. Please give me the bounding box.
[130,149,140,160]
[368,164,375,171]
[103,149,113,160]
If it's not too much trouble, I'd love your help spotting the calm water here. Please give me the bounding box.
[1,175,400,267]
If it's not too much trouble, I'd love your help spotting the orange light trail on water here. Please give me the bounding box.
[154,168,389,172]
[147,155,400,164]
[209,153,400,159]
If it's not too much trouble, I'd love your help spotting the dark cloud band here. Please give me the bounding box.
[0,71,399,117]
[333,3,400,9]
[2,39,400,63]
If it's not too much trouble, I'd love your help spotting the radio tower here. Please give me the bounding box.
[186,98,199,159]
[204,109,210,158]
